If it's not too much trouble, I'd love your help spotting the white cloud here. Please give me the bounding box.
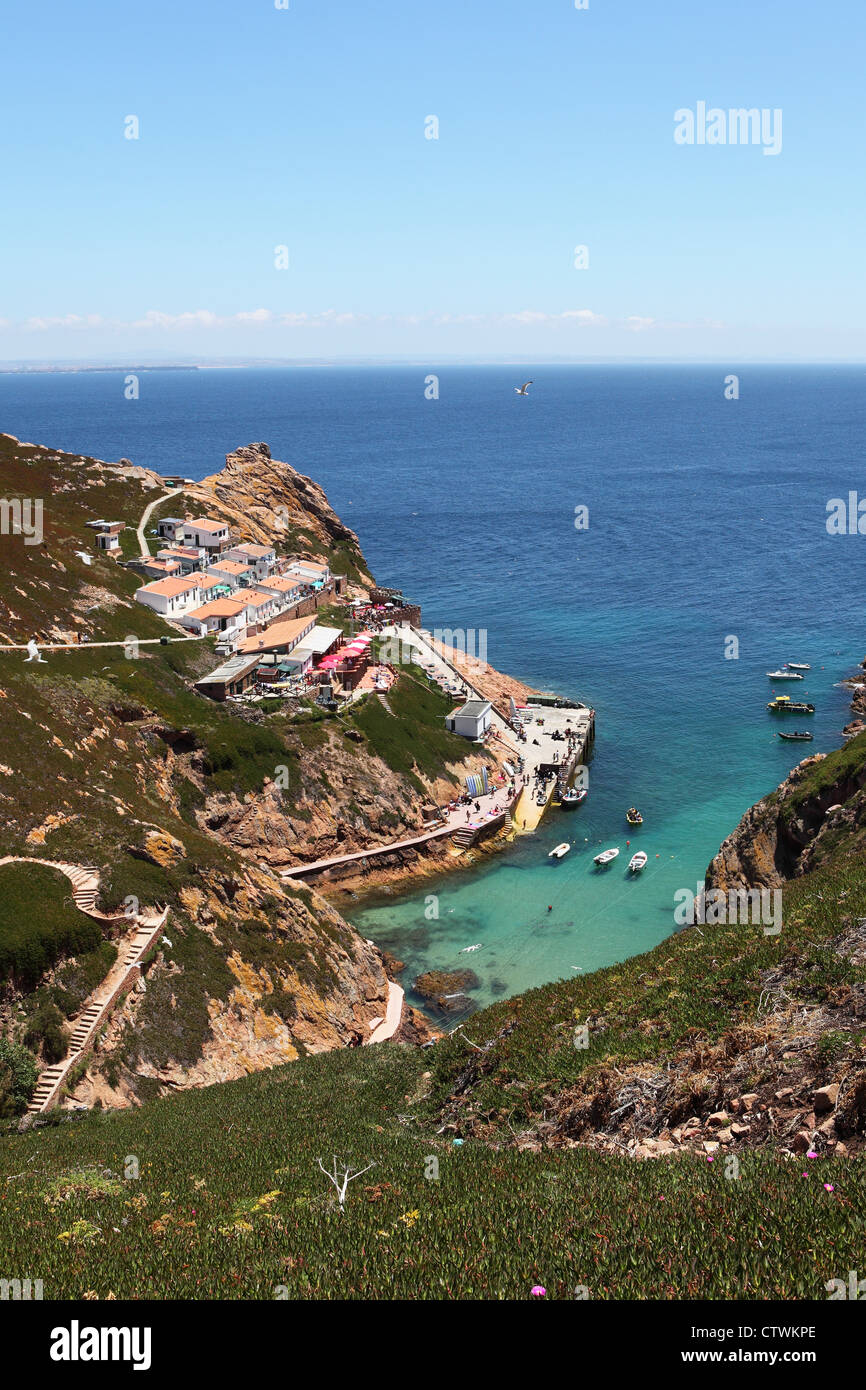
[3,307,678,336]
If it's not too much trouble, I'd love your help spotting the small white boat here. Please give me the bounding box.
[767,669,803,680]
[786,662,811,670]
[594,847,620,866]
[548,842,571,860]
[560,787,588,807]
[628,851,648,873]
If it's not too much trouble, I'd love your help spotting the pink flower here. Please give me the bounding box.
[806,1151,818,1159]
[530,1285,546,1297]
[824,1183,835,1192]
[706,1154,715,1162]
[802,1172,809,1178]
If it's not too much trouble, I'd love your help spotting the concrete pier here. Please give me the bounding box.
[511,703,595,833]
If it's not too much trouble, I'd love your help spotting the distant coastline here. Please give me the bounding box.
[0,364,201,374]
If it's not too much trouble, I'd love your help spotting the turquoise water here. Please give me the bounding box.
[1,363,863,1015]
[347,644,857,1014]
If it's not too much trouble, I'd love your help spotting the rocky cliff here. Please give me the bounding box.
[0,431,444,1114]
[706,736,866,892]
[183,441,373,585]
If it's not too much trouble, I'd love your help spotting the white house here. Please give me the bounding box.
[285,558,330,587]
[445,699,492,740]
[256,575,304,606]
[94,522,124,553]
[290,625,342,667]
[155,517,186,543]
[226,542,277,579]
[184,517,232,554]
[205,558,254,590]
[179,596,253,639]
[135,574,204,618]
[157,545,206,574]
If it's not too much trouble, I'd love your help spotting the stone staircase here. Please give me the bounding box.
[25,908,169,1115]
[0,855,172,1117]
[0,856,124,922]
[450,826,476,847]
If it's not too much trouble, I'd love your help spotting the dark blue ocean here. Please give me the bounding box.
[3,364,864,1007]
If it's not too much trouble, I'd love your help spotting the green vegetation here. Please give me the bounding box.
[420,852,866,1127]
[0,865,103,990]
[348,674,470,791]
[782,726,866,820]
[1,805,864,1296]
[0,1033,859,1299]
[0,1039,38,1117]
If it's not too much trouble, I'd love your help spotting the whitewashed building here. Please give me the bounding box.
[135,574,204,617]
[226,542,277,579]
[445,699,492,740]
[184,517,232,554]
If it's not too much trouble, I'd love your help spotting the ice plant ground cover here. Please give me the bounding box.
[2,814,865,1300]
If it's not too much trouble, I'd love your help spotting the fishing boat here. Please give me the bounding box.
[560,787,587,808]
[594,847,620,866]
[628,851,648,873]
[778,730,814,741]
[786,662,811,671]
[548,842,571,860]
[768,696,815,714]
[767,669,804,680]
[625,807,643,825]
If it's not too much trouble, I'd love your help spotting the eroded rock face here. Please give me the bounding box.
[704,751,866,892]
[142,829,187,868]
[182,441,371,577]
[67,862,397,1107]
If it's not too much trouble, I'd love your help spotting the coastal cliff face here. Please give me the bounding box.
[706,736,866,892]
[183,441,373,585]
[421,714,866,1164]
[0,432,444,1113]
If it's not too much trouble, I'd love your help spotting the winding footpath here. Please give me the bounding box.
[136,487,184,558]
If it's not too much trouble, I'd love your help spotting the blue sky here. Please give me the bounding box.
[1,0,863,361]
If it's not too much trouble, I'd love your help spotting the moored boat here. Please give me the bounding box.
[560,787,587,808]
[768,696,815,714]
[628,851,648,873]
[767,669,804,680]
[778,730,814,741]
[594,847,620,866]
[625,807,643,825]
[786,662,811,670]
[549,842,571,859]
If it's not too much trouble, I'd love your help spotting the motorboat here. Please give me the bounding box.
[625,807,643,826]
[594,847,620,866]
[560,787,587,807]
[628,851,648,873]
[767,669,803,680]
[778,730,814,741]
[549,842,571,859]
[768,696,815,714]
[786,662,811,671]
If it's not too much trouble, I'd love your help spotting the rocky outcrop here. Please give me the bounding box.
[182,441,372,581]
[705,749,866,892]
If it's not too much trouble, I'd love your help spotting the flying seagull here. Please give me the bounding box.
[514,381,533,396]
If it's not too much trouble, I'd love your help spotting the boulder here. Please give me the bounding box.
[141,829,187,868]
[813,1083,839,1115]
[414,969,480,1000]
